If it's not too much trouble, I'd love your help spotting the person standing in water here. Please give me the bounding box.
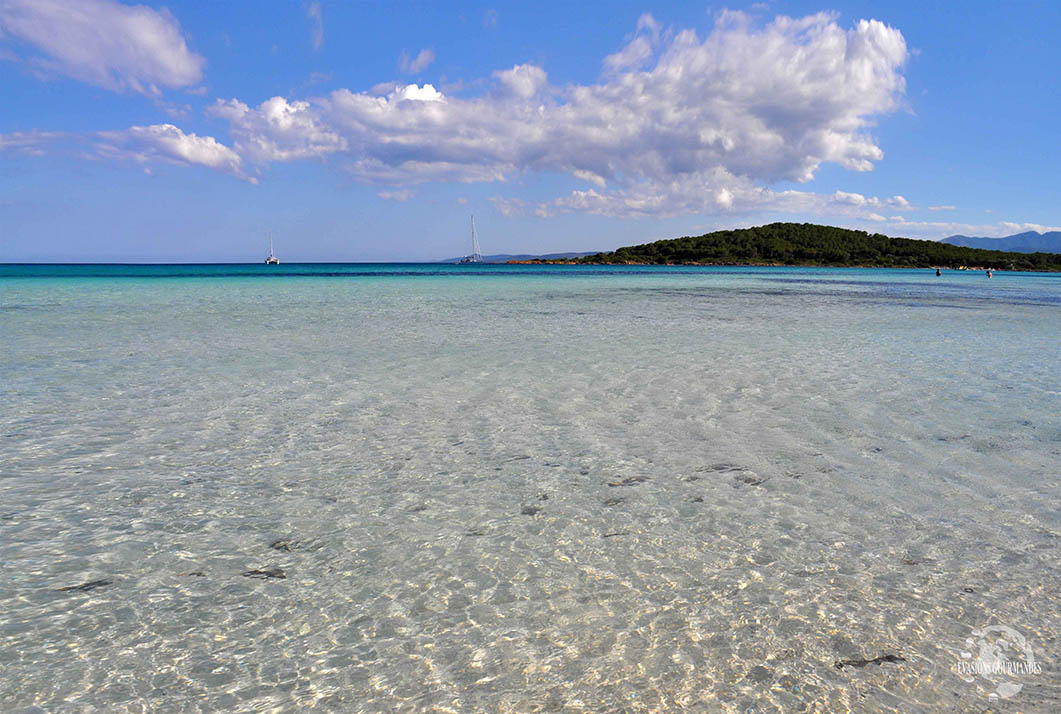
[936,268,942,276]
[986,269,993,278]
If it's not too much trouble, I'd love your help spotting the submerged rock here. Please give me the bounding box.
[57,579,111,593]
[744,665,773,683]
[243,567,286,580]
[833,653,906,670]
[732,472,767,487]
[520,505,543,516]
[699,463,743,473]
[606,476,648,487]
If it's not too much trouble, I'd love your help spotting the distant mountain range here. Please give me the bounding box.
[438,252,597,263]
[942,231,1061,253]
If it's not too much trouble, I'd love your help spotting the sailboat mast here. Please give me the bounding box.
[471,215,482,260]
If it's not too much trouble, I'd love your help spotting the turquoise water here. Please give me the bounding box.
[2,264,1058,712]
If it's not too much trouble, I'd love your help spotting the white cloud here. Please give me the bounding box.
[604,13,661,73]
[377,189,413,201]
[1018,223,1060,234]
[533,171,926,220]
[0,129,64,155]
[307,2,324,51]
[573,169,606,188]
[399,48,435,74]
[209,96,347,162]
[492,64,547,99]
[0,0,204,95]
[391,83,443,102]
[207,11,908,218]
[833,190,870,206]
[636,12,662,38]
[95,124,252,181]
[827,191,913,211]
[928,204,956,211]
[490,196,527,217]
[604,35,654,74]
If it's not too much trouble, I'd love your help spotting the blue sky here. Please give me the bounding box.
[1,0,1058,262]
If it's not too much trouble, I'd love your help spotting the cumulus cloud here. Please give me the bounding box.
[95,124,251,181]
[0,0,204,95]
[399,48,435,74]
[492,64,547,99]
[205,11,908,219]
[209,96,348,162]
[307,2,323,51]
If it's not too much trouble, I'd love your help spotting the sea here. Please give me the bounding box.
[1,264,1058,713]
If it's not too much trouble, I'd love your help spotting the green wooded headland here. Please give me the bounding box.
[553,223,1061,270]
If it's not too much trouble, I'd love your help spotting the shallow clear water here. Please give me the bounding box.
[2,264,1059,713]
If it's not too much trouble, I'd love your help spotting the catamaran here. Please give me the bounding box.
[458,216,483,263]
[265,233,279,264]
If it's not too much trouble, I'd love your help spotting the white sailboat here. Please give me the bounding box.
[458,216,483,263]
[265,233,279,264]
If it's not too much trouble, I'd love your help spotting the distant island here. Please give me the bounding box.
[439,251,597,264]
[512,223,1061,271]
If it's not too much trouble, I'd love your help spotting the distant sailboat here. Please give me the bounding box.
[458,216,483,263]
[265,233,279,264]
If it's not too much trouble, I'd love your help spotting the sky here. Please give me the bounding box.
[1,0,1059,262]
